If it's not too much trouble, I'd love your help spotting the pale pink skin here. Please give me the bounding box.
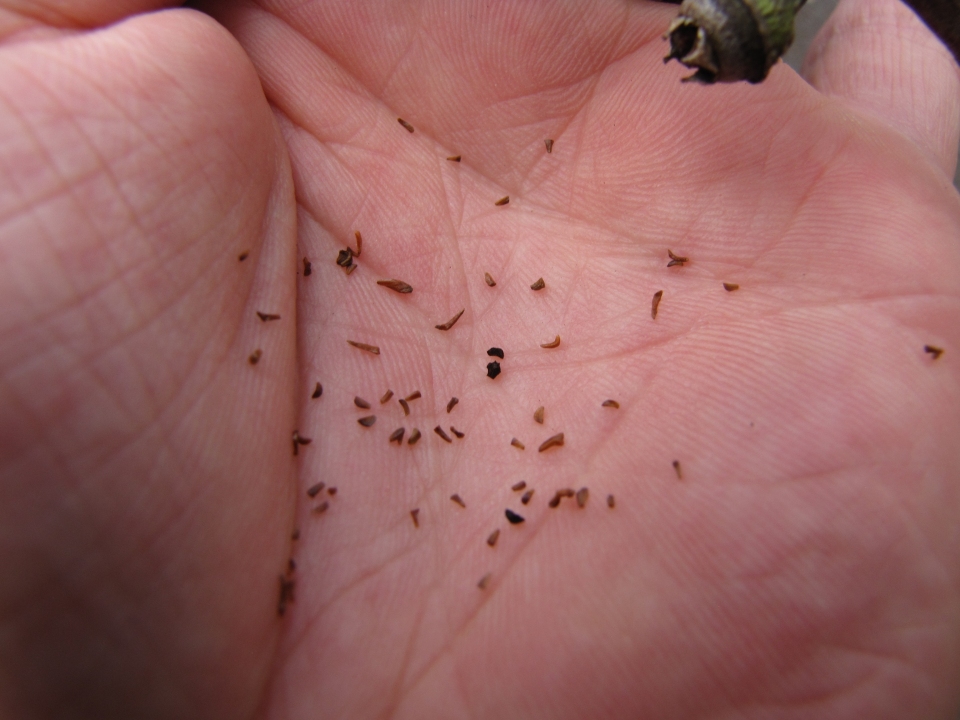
[0,1,959,718]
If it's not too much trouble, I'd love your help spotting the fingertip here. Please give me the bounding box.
[802,0,960,178]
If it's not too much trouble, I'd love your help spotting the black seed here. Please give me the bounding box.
[652,290,663,320]
[377,279,413,294]
[446,397,459,413]
[337,248,354,267]
[487,361,501,379]
[398,118,414,133]
[307,482,325,498]
[355,396,371,409]
[436,308,465,331]
[530,277,545,291]
[358,415,376,427]
[303,257,312,276]
[487,347,504,358]
[312,382,323,399]
[505,509,525,524]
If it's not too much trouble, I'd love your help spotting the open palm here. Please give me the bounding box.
[1,0,959,718]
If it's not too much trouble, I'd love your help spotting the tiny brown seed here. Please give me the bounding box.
[307,482,325,498]
[303,257,312,276]
[925,345,944,359]
[576,487,589,508]
[399,398,410,416]
[312,382,323,399]
[447,155,462,162]
[398,118,414,133]
[495,196,510,206]
[450,494,466,508]
[248,349,262,365]
[511,481,527,492]
[511,438,525,450]
[389,427,405,444]
[723,282,739,292]
[530,277,545,291]
[478,573,491,589]
[673,460,682,479]
[347,340,380,355]
[353,230,363,257]
[405,391,422,402]
[548,493,562,508]
[538,433,564,452]
[327,487,337,496]
[377,279,413,294]
[380,390,394,404]
[651,290,663,320]
[238,251,249,262]
[602,399,619,408]
[358,415,376,427]
[545,138,554,153]
[540,335,561,349]
[487,529,500,547]
[484,272,496,287]
[293,431,312,446]
[559,488,575,497]
[355,396,371,409]
[607,494,615,508]
[257,311,281,322]
[434,426,452,443]
[313,501,329,514]
[450,426,465,439]
[408,428,421,445]
[446,397,459,413]
[410,508,420,527]
[521,489,534,504]
[435,308,465,331]
[667,249,688,267]
[534,406,544,424]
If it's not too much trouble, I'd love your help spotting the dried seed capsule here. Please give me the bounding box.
[673,460,682,479]
[602,399,619,408]
[353,231,363,256]
[607,494,615,508]
[389,427,405,444]
[495,196,510,206]
[723,282,739,291]
[540,335,561,349]
[238,251,249,261]
[484,272,497,287]
[530,277,545,291]
[505,509,525,524]
[358,415,376,427]
[435,308,465,331]
[380,390,394,404]
[355,396,371,409]
[486,361,501,379]
[312,382,323,399]
[486,529,500,546]
[303,257,312,276]
[538,433,564,452]
[405,391,422,402]
[377,279,413,294]
[434,426,452,443]
[248,349,262,365]
[667,249,688,267]
[651,290,663,320]
[446,397,459,413]
[408,428,421,445]
[511,438,525,450]
[257,311,281,322]
[307,482,325,498]
[534,406,544,424]
[487,347,504,359]
[576,487,589,508]
[450,426,465,439]
[336,248,354,267]
[347,340,380,355]
[410,508,420,527]
[450,494,466,508]
[521,489,534,504]
[511,481,527,491]
[925,345,944,359]
[313,501,329,514]
[327,487,337,496]
[447,155,461,162]
[398,118,414,133]
[478,573,491,589]
[545,138,554,153]
[399,398,410,416]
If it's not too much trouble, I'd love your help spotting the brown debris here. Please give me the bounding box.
[651,290,663,320]
[336,248,354,268]
[447,155,461,162]
[434,426,453,443]
[405,391,422,402]
[450,426,465,439]
[327,487,337,496]
[277,576,295,617]
[538,433,564,452]
[313,501,329,515]
[530,277,545,291]
[436,308,465,331]
[347,340,380,355]
[377,279,413,294]
[673,460,682,479]
[238,251,249,261]
[484,272,497,287]
[925,345,944,359]
[399,398,410,416]
[478,573,491,590]
[540,335,561,349]
[358,415,377,427]
[257,312,281,322]
[607,494,616,508]
[521,489,534,505]
[353,231,363,257]
[545,138,554,153]
[303,257,312,276]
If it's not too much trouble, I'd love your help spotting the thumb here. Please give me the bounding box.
[802,0,960,178]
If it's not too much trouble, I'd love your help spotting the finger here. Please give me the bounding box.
[0,0,180,36]
[802,0,960,177]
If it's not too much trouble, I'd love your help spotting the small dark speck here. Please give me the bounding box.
[505,509,525,524]
[303,257,312,276]
[451,494,466,508]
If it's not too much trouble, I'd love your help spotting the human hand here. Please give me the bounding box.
[1,1,958,718]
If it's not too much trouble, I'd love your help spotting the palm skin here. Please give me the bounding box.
[0,0,959,718]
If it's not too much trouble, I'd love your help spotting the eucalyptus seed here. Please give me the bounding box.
[487,347,504,359]
[601,399,619,408]
[484,272,496,287]
[505,509,525,524]
[538,433,564,452]
[434,426,452,443]
[312,382,323,399]
[534,406,544,424]
[436,308,465,331]
[408,428,421,445]
[511,438,525,450]
[446,397,459,413]
[358,415,376,427]
[487,361,501,379]
[530,277,545,291]
[380,390,394,404]
[347,340,380,355]
[336,248,354,267]
[652,290,663,320]
[355,396,371,409]
[398,118,414,133]
[495,196,510,206]
[377,279,413,294]
[540,335,560,349]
